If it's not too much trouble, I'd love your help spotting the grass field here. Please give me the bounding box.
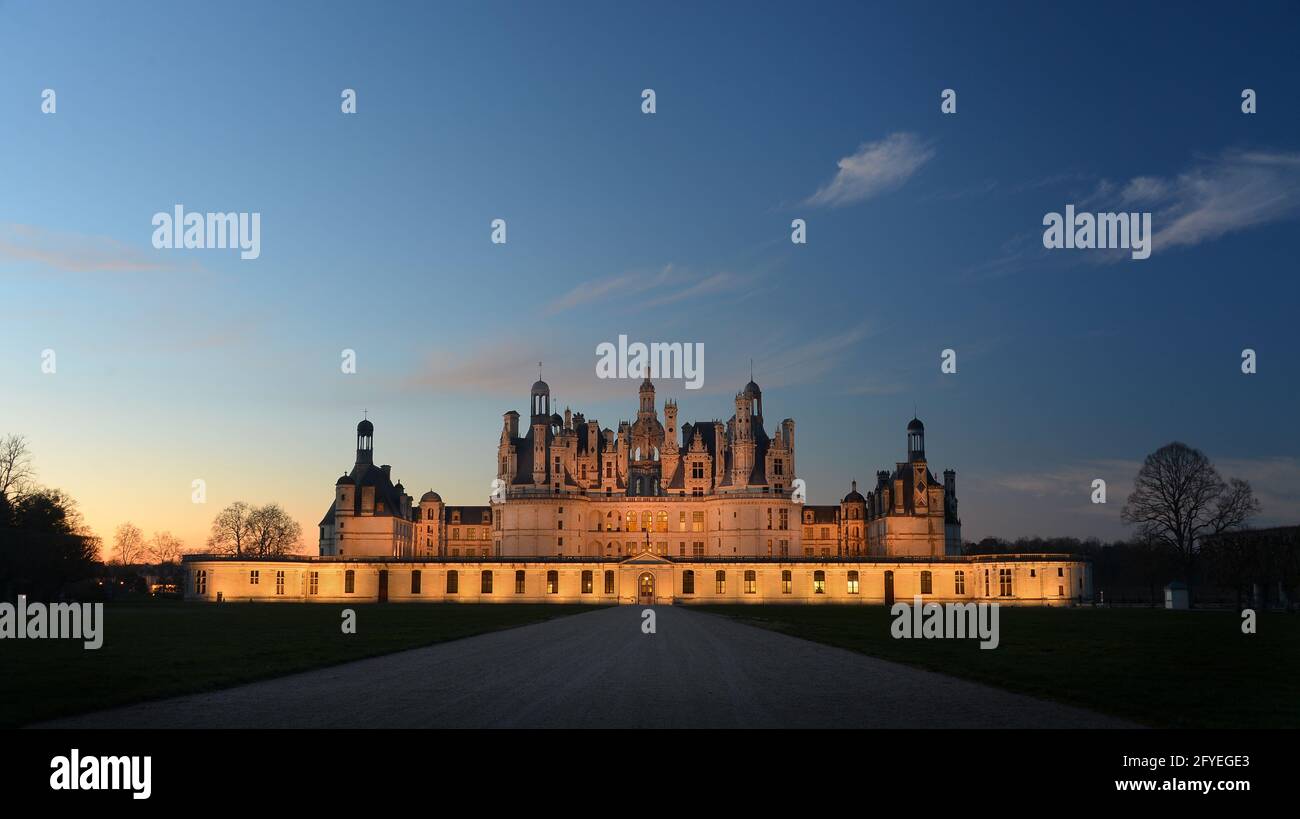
[696,604,1300,728]
[0,600,604,728]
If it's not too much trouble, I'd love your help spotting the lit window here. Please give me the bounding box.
[847,571,859,594]
[954,570,966,595]
[715,570,726,594]
[546,570,558,594]
[581,570,593,594]
[999,568,1013,597]
[813,570,825,594]
[744,570,756,594]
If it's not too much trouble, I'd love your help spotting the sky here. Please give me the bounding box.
[2,0,1299,553]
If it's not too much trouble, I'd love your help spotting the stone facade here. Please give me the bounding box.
[319,376,961,561]
[182,374,1092,607]
[184,553,1092,607]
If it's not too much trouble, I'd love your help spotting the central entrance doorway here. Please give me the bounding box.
[638,572,655,605]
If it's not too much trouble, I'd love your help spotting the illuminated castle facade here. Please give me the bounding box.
[184,374,1091,607]
[317,376,961,560]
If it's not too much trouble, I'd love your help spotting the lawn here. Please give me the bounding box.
[695,604,1300,728]
[0,600,604,727]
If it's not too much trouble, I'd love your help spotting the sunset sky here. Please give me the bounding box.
[3,0,1299,554]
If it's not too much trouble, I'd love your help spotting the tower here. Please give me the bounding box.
[907,417,925,462]
[662,398,680,489]
[638,376,655,416]
[356,417,374,465]
[731,382,757,487]
[907,418,929,514]
[531,378,550,486]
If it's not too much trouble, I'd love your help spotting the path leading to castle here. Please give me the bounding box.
[38,606,1133,728]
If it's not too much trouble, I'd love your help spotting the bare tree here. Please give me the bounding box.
[0,434,36,500]
[1122,442,1260,586]
[147,531,185,564]
[208,502,300,557]
[113,522,147,565]
[1213,478,1262,535]
[207,501,254,556]
[246,503,302,557]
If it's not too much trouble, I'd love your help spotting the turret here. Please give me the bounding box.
[908,417,925,462]
[356,418,374,465]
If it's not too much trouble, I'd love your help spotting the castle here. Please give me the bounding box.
[317,375,961,560]
[184,374,1091,606]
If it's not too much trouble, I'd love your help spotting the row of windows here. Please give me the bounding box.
[320,568,861,596]
[199,566,1065,598]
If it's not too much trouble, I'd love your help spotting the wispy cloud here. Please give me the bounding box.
[1090,148,1300,250]
[0,223,196,273]
[751,323,878,389]
[978,455,1300,532]
[544,264,745,315]
[1218,456,1300,525]
[804,132,935,208]
[986,460,1141,499]
[965,146,1300,277]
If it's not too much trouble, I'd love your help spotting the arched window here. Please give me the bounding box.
[446,570,458,594]
[546,570,558,594]
[481,570,493,594]
[656,510,668,532]
[744,570,757,594]
[682,570,695,595]
[715,570,726,594]
[344,569,355,594]
[813,570,826,594]
[641,511,652,531]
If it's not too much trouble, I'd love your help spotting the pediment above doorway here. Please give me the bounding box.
[619,552,675,565]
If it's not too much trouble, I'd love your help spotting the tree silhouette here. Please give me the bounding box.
[1121,442,1260,593]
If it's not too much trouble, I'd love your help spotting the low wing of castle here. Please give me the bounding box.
[318,375,961,560]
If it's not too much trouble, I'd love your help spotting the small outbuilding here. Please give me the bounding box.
[1164,581,1189,610]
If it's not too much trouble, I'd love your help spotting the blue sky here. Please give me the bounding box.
[2,0,1299,549]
